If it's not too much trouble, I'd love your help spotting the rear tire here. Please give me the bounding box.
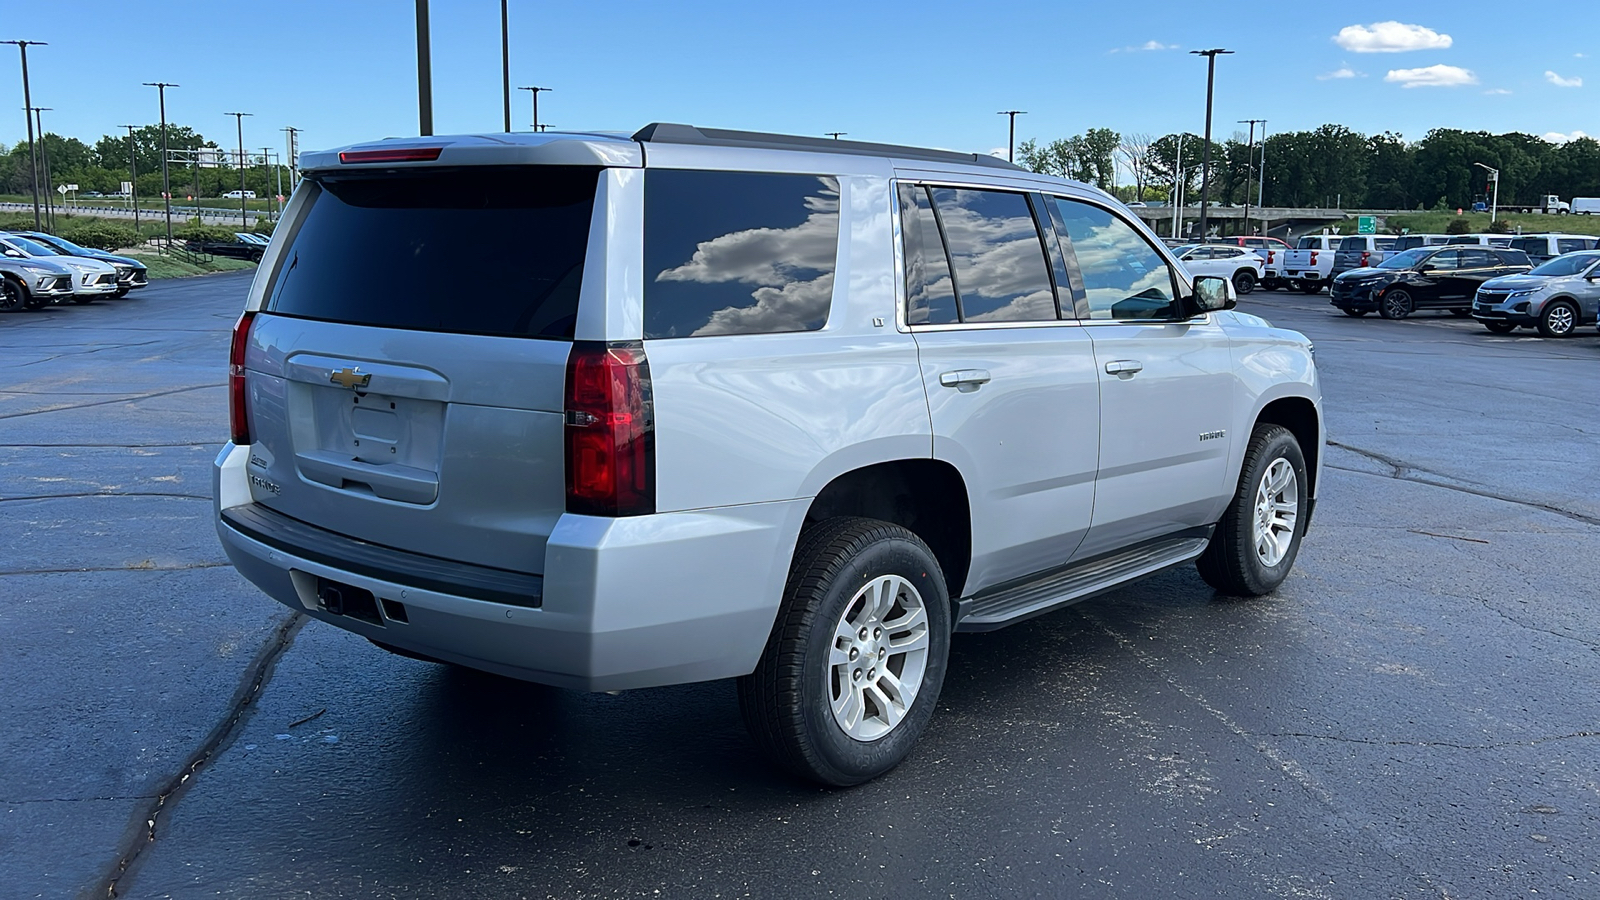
[1537,301,1578,337]
[1447,308,1470,317]
[739,517,950,786]
[1197,425,1308,597]
[1482,321,1517,334]
[1300,281,1323,294]
[1341,308,1369,317]
[0,277,24,311]
[1232,270,1257,295]
[1378,289,1413,319]
[1260,278,1280,292]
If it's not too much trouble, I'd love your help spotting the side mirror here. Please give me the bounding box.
[1192,275,1236,313]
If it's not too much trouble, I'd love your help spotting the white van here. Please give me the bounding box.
[223,190,257,200]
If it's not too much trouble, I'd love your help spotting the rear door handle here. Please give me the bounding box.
[939,369,992,391]
[1104,359,1144,376]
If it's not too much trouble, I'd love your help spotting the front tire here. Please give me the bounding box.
[1197,425,1308,596]
[1341,308,1368,317]
[1378,288,1413,319]
[1537,301,1578,337]
[0,277,24,311]
[1447,308,1470,318]
[1232,269,1257,295]
[739,517,950,786]
[1482,321,1517,334]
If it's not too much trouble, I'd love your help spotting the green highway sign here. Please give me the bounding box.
[1358,215,1376,234]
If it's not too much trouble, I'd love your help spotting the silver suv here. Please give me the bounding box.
[1473,250,1600,337]
[215,125,1323,785]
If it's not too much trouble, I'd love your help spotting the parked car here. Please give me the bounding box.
[214,124,1323,786]
[223,190,257,200]
[0,249,76,310]
[1171,243,1264,294]
[235,232,271,247]
[1281,234,1341,293]
[1471,250,1600,337]
[1392,233,1451,251]
[1444,234,1515,248]
[1505,234,1599,266]
[1330,245,1533,319]
[185,235,264,262]
[1332,234,1399,279]
[15,231,149,296]
[0,233,121,303]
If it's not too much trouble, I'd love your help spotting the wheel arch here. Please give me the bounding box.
[802,459,973,599]
[1254,396,1321,501]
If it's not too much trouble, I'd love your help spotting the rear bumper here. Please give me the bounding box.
[214,443,805,691]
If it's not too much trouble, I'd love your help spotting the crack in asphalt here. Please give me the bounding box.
[10,339,164,368]
[0,383,220,420]
[97,612,305,899]
[1471,594,1600,653]
[0,562,231,577]
[1327,441,1600,527]
[3,794,160,805]
[1265,731,1600,751]
[0,491,210,503]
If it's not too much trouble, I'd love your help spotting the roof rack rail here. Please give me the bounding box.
[631,123,1023,171]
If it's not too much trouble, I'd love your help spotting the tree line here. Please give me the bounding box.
[1020,125,1600,210]
[0,124,291,200]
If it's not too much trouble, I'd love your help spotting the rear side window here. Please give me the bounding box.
[1557,238,1590,254]
[1497,249,1532,267]
[1460,248,1497,268]
[927,187,1059,322]
[898,184,959,326]
[644,170,840,338]
[1053,197,1179,320]
[267,166,595,339]
[1511,238,1541,255]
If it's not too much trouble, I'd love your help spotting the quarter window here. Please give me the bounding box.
[644,170,840,338]
[1053,197,1179,320]
[926,187,1059,322]
[898,184,959,326]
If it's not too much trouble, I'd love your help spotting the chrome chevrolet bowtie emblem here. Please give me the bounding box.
[330,367,371,390]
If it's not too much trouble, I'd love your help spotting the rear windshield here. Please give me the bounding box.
[265,166,596,339]
[1296,237,1323,249]
[1338,237,1365,251]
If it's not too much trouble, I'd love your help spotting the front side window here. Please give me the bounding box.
[926,187,1058,323]
[644,170,840,338]
[1053,197,1179,320]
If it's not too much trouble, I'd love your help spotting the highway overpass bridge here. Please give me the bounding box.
[1129,206,1416,240]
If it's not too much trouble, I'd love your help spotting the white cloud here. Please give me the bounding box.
[1577,52,1588,58]
[1318,67,1363,80]
[1334,21,1452,53]
[1544,130,1591,144]
[1545,71,1583,88]
[1483,88,1513,95]
[1110,40,1178,53]
[1384,65,1477,88]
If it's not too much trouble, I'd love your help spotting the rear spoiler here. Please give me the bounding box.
[300,133,642,174]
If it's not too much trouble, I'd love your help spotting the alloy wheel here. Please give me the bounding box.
[828,574,931,742]
[1253,458,1299,568]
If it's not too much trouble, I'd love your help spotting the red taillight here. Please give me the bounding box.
[338,146,443,164]
[1361,251,1370,266]
[1310,251,1318,265]
[1267,250,1275,263]
[564,341,655,517]
[229,311,257,445]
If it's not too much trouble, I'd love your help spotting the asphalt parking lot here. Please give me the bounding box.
[3,274,1598,900]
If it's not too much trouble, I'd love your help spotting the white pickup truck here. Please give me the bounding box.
[1280,234,1341,294]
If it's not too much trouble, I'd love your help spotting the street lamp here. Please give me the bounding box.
[1473,162,1500,224]
[1239,118,1265,235]
[997,110,1026,164]
[226,112,253,226]
[144,82,179,243]
[1190,48,1232,238]
[825,132,847,140]
[281,126,301,193]
[121,125,141,233]
[3,40,47,230]
[500,0,511,132]
[416,0,433,135]
[29,107,53,230]
[518,86,552,131]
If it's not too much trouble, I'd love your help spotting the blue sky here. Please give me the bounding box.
[1,1,1592,162]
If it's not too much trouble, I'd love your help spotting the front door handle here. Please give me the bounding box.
[1104,359,1144,376]
[939,369,992,391]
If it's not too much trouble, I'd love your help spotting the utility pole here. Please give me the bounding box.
[518,86,551,131]
[227,112,253,226]
[31,107,54,231]
[1239,118,1265,235]
[825,132,846,140]
[997,110,1026,164]
[500,0,511,132]
[1257,120,1268,230]
[1171,133,1185,239]
[265,147,282,220]
[1474,162,1500,224]
[3,40,47,230]
[1190,48,1232,239]
[281,126,301,192]
[122,124,141,234]
[144,82,179,244]
[416,0,433,135]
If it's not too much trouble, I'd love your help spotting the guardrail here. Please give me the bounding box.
[0,201,276,225]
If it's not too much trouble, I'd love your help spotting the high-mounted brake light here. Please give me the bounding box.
[338,146,444,164]
[564,342,655,517]
[229,311,257,445]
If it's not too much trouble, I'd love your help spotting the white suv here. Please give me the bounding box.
[215,125,1323,785]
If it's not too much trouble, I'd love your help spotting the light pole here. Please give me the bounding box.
[281,126,301,192]
[518,86,551,131]
[227,112,253,226]
[1474,162,1500,224]
[1191,48,1232,239]
[997,110,1026,164]
[144,82,178,244]
[30,107,53,231]
[122,124,141,233]
[500,0,511,132]
[1239,118,1265,235]
[3,40,46,230]
[416,0,433,136]
[1171,133,1185,238]
[825,132,846,140]
[1257,120,1268,232]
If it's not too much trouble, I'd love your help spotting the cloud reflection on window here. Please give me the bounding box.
[929,188,1058,322]
[1053,198,1175,320]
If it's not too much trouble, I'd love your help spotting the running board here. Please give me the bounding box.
[953,532,1212,632]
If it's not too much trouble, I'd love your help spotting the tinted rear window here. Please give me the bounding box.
[266,166,596,339]
[644,170,839,338]
[1338,237,1364,251]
